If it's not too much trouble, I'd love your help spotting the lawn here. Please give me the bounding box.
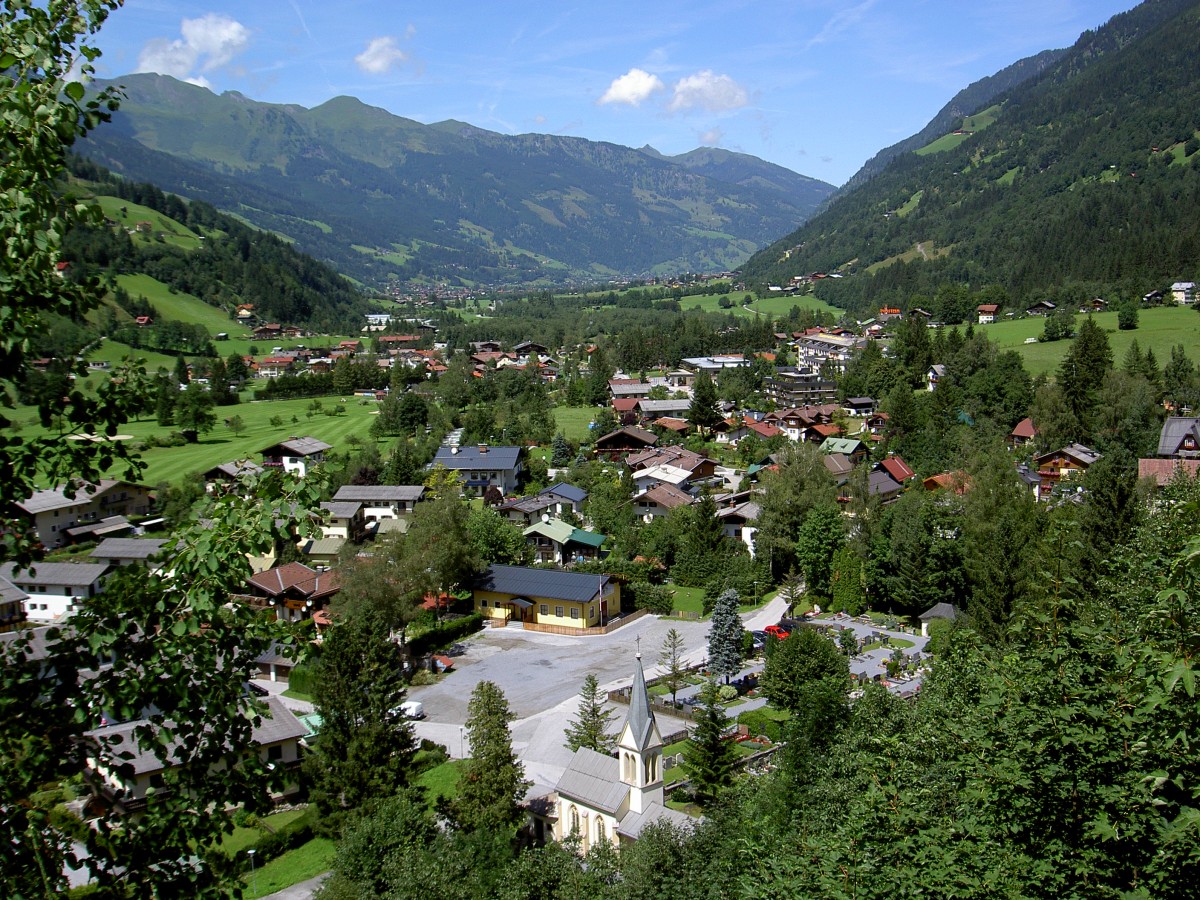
[676,291,841,320]
[115,274,243,337]
[243,837,335,898]
[980,306,1200,378]
[552,406,597,442]
[219,809,306,856]
[666,585,707,617]
[415,759,466,808]
[94,195,210,251]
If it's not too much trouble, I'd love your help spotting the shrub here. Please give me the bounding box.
[287,660,322,697]
[670,787,692,803]
[627,581,672,614]
[738,708,786,742]
[717,684,738,702]
[409,669,438,686]
[406,612,482,656]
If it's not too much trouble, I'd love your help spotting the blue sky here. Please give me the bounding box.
[92,0,1140,186]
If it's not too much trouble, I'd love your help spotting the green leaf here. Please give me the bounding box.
[64,81,85,102]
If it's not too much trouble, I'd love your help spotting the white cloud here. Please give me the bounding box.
[669,70,749,113]
[136,14,250,84]
[355,36,408,74]
[598,68,665,106]
[699,127,724,146]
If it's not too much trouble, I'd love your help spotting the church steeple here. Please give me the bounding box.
[618,650,664,814]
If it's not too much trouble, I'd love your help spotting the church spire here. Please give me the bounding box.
[625,648,656,752]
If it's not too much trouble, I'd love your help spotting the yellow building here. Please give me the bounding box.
[473,564,619,629]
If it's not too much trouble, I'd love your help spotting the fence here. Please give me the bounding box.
[521,607,650,637]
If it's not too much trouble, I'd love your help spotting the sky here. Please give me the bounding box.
[90,0,1141,187]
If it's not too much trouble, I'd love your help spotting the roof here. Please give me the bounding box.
[17,480,133,515]
[205,460,264,480]
[594,426,658,448]
[612,398,641,413]
[473,565,609,603]
[822,437,863,455]
[1010,417,1038,440]
[716,501,760,523]
[333,485,425,503]
[555,747,628,814]
[523,518,606,548]
[653,417,691,433]
[247,562,340,599]
[617,800,696,839]
[432,445,522,469]
[260,437,332,457]
[1138,458,1200,486]
[635,483,694,510]
[1157,417,1200,457]
[636,399,692,414]
[86,696,306,777]
[302,537,347,556]
[0,575,28,606]
[321,501,362,519]
[868,471,903,498]
[2,562,109,587]
[540,482,587,504]
[920,602,959,622]
[1036,443,1101,467]
[632,464,693,486]
[823,453,854,478]
[89,538,167,561]
[625,655,657,751]
[878,456,916,482]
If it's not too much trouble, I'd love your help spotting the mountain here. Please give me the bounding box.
[78,75,836,289]
[740,0,1200,317]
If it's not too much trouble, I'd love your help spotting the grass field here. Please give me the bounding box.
[676,291,841,320]
[552,406,596,442]
[243,837,335,898]
[218,809,306,856]
[115,274,243,337]
[94,196,210,251]
[980,306,1200,377]
[415,759,465,807]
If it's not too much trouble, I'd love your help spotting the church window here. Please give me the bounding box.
[570,805,580,834]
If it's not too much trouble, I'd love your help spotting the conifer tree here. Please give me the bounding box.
[707,589,744,684]
[550,432,572,466]
[448,681,530,832]
[688,370,721,438]
[563,673,618,753]
[658,628,689,707]
[684,680,737,807]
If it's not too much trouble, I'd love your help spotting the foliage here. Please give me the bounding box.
[687,371,721,438]
[466,507,531,566]
[794,504,845,599]
[754,443,838,578]
[706,589,744,684]
[658,628,689,707]
[563,673,618,754]
[683,681,738,808]
[444,681,530,833]
[759,627,849,715]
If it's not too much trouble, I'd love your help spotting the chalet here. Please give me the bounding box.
[626,446,718,480]
[134,315,153,327]
[635,399,692,422]
[1157,417,1200,459]
[244,561,340,623]
[593,427,658,460]
[738,419,784,443]
[331,485,425,521]
[926,364,947,392]
[1034,444,1101,495]
[84,695,306,815]
[1009,417,1039,449]
[260,437,332,477]
[470,340,503,353]
[473,565,618,629]
[876,455,917,484]
[1171,282,1196,306]
[842,396,877,417]
[821,437,867,465]
[651,417,691,435]
[432,445,523,496]
[203,459,264,492]
[1026,299,1057,317]
[1,562,109,622]
[300,537,346,567]
[868,471,903,504]
[513,340,549,357]
[716,501,760,556]
[16,480,153,550]
[337,340,364,354]
[633,483,694,522]
[977,303,1000,325]
[253,323,282,341]
[255,356,295,379]
[523,519,607,566]
[0,575,27,634]
[631,464,695,495]
[89,538,167,569]
[878,306,902,322]
[319,501,366,542]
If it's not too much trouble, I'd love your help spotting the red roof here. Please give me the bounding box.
[653,417,691,433]
[811,423,841,438]
[1010,417,1038,440]
[612,398,640,412]
[746,421,783,439]
[879,456,917,482]
[923,472,972,495]
[1137,458,1200,486]
[977,304,1000,314]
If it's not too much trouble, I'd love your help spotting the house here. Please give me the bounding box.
[626,446,719,482]
[89,538,167,569]
[332,484,425,522]
[1171,282,1196,306]
[876,455,917,485]
[631,464,695,496]
[319,501,366,542]
[867,471,903,504]
[1034,444,1101,495]
[609,382,654,400]
[821,437,868,466]
[260,437,333,478]
[1009,417,1039,449]
[539,483,589,517]
[593,427,658,460]
[926,364,947,392]
[202,459,264,493]
[244,561,340,623]
[255,356,295,379]
[16,480,153,549]
[300,537,346,567]
[0,576,28,634]
[977,304,999,324]
[473,565,618,629]
[652,417,691,436]
[84,695,306,815]
[923,472,972,495]
[431,445,523,496]
[842,397,877,417]
[1138,458,1200,486]
[716,501,760,555]
[1157,417,1200,459]
[919,602,959,637]
[541,654,694,849]
[1026,299,1057,317]
[633,484,694,522]
[523,519,607,565]
[1,562,109,622]
[635,399,692,422]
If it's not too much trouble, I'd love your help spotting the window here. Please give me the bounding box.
[570,806,580,834]
[570,608,579,620]
[539,604,548,616]
[481,599,488,608]
[555,605,564,618]
[589,606,594,620]
[267,744,283,761]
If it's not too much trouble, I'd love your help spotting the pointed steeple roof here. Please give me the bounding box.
[625,652,657,752]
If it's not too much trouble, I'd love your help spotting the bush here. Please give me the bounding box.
[409,669,438,686]
[406,612,482,656]
[288,660,322,697]
[670,787,692,803]
[717,684,738,702]
[738,708,787,743]
[627,581,672,614]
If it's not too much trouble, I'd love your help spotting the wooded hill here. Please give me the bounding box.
[76,75,835,289]
[741,0,1200,318]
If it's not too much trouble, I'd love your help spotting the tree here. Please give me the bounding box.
[174,382,217,440]
[759,628,848,714]
[684,681,737,807]
[308,608,416,817]
[402,495,480,610]
[1058,314,1113,432]
[754,442,838,577]
[550,432,572,466]
[466,506,530,566]
[688,370,721,438]
[794,504,845,599]
[707,589,744,684]
[225,413,246,437]
[659,628,688,708]
[1117,299,1139,330]
[563,673,618,753]
[447,681,530,832]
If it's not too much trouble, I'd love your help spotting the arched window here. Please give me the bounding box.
[596,817,606,843]
[570,805,580,834]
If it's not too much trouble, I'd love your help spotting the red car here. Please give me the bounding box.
[764,624,791,640]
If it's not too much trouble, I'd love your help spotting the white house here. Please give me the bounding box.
[430,445,523,496]
[259,437,332,478]
[17,480,153,549]
[1171,282,1196,306]
[1,562,109,622]
[332,485,425,522]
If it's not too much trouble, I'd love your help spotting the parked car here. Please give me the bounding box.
[750,630,767,650]
[764,624,791,640]
[391,700,425,720]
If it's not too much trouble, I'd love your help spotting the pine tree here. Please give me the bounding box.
[658,628,688,707]
[707,589,744,684]
[688,370,721,438]
[550,432,572,466]
[684,680,737,807]
[448,681,530,832]
[563,674,618,753]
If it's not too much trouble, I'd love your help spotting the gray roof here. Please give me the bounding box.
[625,655,657,752]
[90,538,167,561]
[17,479,129,515]
[920,602,959,622]
[474,565,609,603]
[1158,417,1200,458]
[260,437,332,457]
[205,460,264,479]
[303,537,347,556]
[333,485,425,503]
[0,575,28,605]
[433,445,522,470]
[86,695,306,776]
[636,399,692,414]
[617,800,696,839]
[540,482,587,504]
[555,747,628,814]
[2,562,108,587]
[868,471,903,497]
[321,501,362,518]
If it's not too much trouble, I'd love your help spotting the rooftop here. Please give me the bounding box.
[474,565,610,603]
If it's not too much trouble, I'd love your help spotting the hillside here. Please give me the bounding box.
[77,75,836,290]
[740,0,1200,317]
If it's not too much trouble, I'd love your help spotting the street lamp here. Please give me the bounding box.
[247,848,257,897]
[753,581,760,607]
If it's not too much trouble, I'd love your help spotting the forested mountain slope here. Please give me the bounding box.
[741,0,1200,317]
[77,75,835,289]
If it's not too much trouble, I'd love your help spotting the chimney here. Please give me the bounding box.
[479,444,488,453]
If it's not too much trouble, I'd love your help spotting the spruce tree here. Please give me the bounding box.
[448,681,530,832]
[563,673,618,753]
[658,628,688,707]
[550,432,572,466]
[684,680,737,807]
[707,589,744,684]
[688,370,721,438]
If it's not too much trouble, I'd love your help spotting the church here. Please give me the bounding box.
[537,653,696,849]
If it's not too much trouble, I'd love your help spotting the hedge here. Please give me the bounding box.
[287,660,321,697]
[406,612,482,656]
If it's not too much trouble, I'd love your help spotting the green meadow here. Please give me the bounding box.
[676,291,841,319]
[115,274,244,337]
